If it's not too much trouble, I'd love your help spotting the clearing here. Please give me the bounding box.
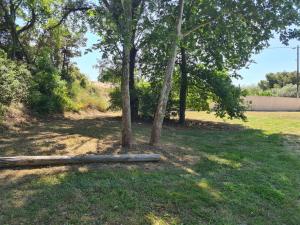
[0,111,300,225]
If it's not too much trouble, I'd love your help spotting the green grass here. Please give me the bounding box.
[0,112,300,224]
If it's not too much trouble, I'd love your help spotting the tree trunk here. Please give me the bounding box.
[121,42,133,147]
[121,1,133,148]
[9,6,17,60]
[150,0,185,146]
[129,46,139,120]
[179,46,188,124]
[10,27,18,59]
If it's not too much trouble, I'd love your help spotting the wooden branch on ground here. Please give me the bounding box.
[0,154,161,168]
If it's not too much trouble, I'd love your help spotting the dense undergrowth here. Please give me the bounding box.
[0,50,108,121]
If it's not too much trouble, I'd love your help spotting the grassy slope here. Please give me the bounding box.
[70,81,110,112]
[0,112,300,225]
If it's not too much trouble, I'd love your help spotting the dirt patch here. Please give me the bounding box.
[0,103,36,132]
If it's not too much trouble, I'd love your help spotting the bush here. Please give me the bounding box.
[0,50,31,107]
[28,52,75,113]
[109,81,176,120]
[109,87,122,111]
[244,84,298,98]
[208,70,247,120]
[273,84,297,97]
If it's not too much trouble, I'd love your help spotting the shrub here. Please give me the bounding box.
[28,52,75,113]
[0,50,31,106]
[109,81,176,120]
[274,84,297,97]
[243,84,298,98]
[29,70,75,113]
[109,87,122,111]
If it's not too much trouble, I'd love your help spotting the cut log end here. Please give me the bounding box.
[0,154,161,168]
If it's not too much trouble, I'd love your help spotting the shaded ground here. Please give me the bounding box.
[0,111,300,224]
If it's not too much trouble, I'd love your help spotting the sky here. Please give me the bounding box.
[236,37,300,86]
[73,32,300,86]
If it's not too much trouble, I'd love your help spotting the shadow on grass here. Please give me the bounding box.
[0,116,121,156]
[0,115,300,224]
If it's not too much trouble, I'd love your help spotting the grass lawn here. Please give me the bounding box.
[0,111,300,225]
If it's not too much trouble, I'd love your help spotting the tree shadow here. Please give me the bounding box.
[1,115,300,224]
[0,116,121,156]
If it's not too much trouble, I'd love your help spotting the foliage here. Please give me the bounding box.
[275,84,298,97]
[70,81,108,112]
[28,51,75,113]
[242,85,271,96]
[0,50,32,108]
[0,0,90,61]
[0,0,92,115]
[98,66,122,84]
[245,71,299,98]
[187,67,247,120]
[108,87,122,111]
[246,84,298,98]
[109,81,177,120]
[137,82,177,120]
[258,71,298,90]
[109,67,246,121]
[67,66,89,85]
[138,0,300,127]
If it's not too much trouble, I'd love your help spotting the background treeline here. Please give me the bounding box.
[244,71,299,97]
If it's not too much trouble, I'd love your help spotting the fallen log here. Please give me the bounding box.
[0,154,161,168]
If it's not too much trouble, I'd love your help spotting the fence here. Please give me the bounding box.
[244,96,300,111]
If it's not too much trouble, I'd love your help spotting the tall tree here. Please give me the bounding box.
[91,0,147,120]
[150,0,184,146]
[178,45,188,124]
[94,0,134,147]
[0,0,36,60]
[0,0,90,62]
[149,0,300,145]
[120,0,133,147]
[178,0,300,123]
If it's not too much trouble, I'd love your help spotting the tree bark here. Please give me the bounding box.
[129,46,139,120]
[8,4,18,60]
[121,1,133,147]
[0,154,161,168]
[10,25,18,59]
[179,46,188,124]
[150,0,185,146]
[121,41,133,147]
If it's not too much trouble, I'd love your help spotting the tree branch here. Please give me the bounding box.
[182,20,211,38]
[13,0,23,11]
[47,6,91,30]
[102,0,110,9]
[182,14,222,38]
[17,7,36,34]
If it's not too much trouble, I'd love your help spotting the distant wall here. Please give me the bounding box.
[244,96,300,111]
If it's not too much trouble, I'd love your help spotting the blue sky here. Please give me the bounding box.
[236,37,300,86]
[73,32,300,86]
[72,32,100,81]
